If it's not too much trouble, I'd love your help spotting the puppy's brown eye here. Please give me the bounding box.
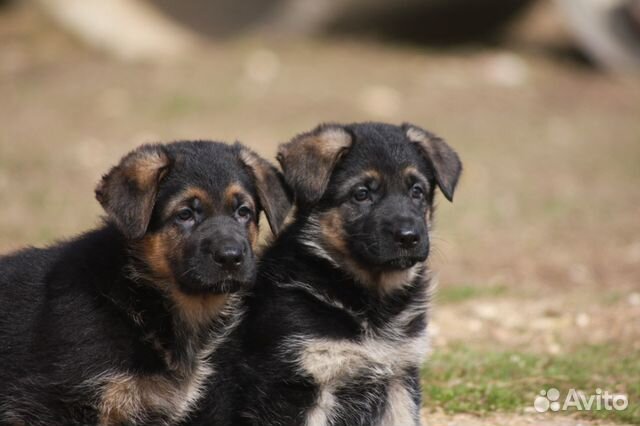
[236,205,253,221]
[410,184,424,200]
[176,208,194,222]
[353,187,369,202]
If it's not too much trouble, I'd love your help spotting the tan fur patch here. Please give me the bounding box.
[405,127,428,145]
[95,145,171,239]
[403,166,420,177]
[305,210,425,294]
[403,164,433,233]
[277,126,353,205]
[318,209,349,256]
[239,147,292,236]
[169,290,228,328]
[336,169,381,199]
[247,221,259,251]
[98,367,211,426]
[99,374,166,425]
[183,187,212,205]
[279,127,351,165]
[135,229,227,328]
[137,231,180,283]
[403,166,430,195]
[162,187,213,220]
[224,183,243,206]
[283,137,344,175]
[96,296,247,425]
[136,186,212,281]
[405,125,462,202]
[122,149,170,190]
[223,183,255,211]
[313,210,380,289]
[310,128,352,158]
[362,169,382,181]
[238,150,266,182]
[224,182,258,249]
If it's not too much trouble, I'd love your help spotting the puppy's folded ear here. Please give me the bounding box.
[403,123,462,202]
[277,124,353,207]
[95,144,171,239]
[239,146,292,235]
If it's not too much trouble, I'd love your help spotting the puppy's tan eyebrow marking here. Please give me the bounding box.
[362,169,381,180]
[403,166,429,187]
[340,170,382,195]
[224,182,255,210]
[163,187,212,219]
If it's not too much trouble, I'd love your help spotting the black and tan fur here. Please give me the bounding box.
[0,141,290,426]
[187,122,461,426]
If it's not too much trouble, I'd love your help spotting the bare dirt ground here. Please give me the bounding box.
[424,411,619,426]
[0,2,638,425]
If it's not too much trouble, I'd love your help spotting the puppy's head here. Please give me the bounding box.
[96,141,290,299]
[278,122,461,285]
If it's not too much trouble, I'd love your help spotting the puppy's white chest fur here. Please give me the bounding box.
[296,332,428,426]
[299,334,426,385]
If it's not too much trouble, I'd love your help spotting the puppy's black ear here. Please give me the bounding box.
[95,144,171,239]
[403,123,462,202]
[277,124,353,207]
[239,146,292,235]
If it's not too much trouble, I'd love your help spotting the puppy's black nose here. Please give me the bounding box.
[394,227,420,249]
[213,245,244,270]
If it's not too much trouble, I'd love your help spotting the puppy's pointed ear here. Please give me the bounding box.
[238,146,292,235]
[277,124,353,207]
[403,123,462,202]
[95,144,171,239]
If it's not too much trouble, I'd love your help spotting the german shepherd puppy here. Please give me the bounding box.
[189,122,461,426]
[0,141,290,425]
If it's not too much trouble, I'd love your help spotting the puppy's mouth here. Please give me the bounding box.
[380,256,424,270]
[350,249,426,272]
[178,273,253,295]
[209,277,251,294]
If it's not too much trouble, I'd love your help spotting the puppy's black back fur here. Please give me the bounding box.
[1,226,156,424]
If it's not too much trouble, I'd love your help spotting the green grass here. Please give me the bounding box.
[437,284,508,304]
[422,345,640,424]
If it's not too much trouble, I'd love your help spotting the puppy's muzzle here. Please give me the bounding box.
[393,225,420,250]
[212,239,247,271]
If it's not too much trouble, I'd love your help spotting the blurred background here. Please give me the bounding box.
[0,0,638,424]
